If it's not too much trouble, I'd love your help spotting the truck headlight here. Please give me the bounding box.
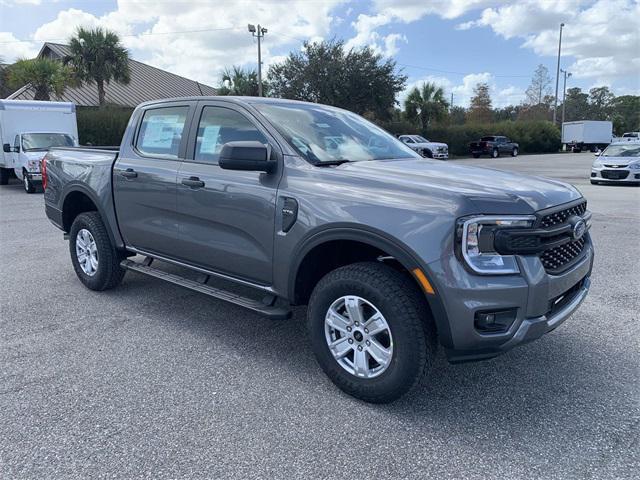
[456,216,535,275]
[630,163,640,169]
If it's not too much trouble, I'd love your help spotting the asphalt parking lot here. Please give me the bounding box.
[1,152,638,479]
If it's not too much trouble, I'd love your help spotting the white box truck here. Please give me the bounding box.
[561,120,613,153]
[0,100,78,193]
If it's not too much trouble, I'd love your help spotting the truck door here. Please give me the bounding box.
[113,102,194,257]
[174,101,281,285]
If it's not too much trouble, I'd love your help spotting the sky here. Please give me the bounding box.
[1,0,639,108]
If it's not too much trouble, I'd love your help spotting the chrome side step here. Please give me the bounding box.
[120,259,292,320]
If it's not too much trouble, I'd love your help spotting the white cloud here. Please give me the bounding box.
[0,32,38,61]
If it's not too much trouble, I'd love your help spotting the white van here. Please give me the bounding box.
[0,100,78,193]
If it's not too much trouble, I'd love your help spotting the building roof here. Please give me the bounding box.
[7,43,216,107]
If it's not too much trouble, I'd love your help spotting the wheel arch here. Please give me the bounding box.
[288,225,452,345]
[61,185,120,248]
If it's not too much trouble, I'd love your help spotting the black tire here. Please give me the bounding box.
[0,168,9,185]
[590,180,599,185]
[23,174,35,193]
[69,212,126,291]
[512,147,519,157]
[492,148,499,158]
[307,262,435,403]
[423,149,433,158]
[472,153,480,158]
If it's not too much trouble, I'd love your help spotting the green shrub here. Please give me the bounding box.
[76,106,133,146]
[374,119,561,156]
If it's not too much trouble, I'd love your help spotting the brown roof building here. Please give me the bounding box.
[7,42,216,107]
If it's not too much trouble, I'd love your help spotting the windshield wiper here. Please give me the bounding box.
[315,159,352,166]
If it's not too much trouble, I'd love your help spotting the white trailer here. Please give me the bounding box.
[561,120,613,153]
[0,100,78,192]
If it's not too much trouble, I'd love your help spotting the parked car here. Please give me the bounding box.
[561,120,612,153]
[0,100,78,192]
[591,142,640,185]
[398,135,448,159]
[469,136,519,158]
[612,131,640,142]
[43,96,593,403]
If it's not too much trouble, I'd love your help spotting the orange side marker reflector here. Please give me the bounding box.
[412,268,435,295]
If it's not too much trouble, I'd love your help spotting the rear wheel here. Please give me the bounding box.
[492,148,499,158]
[307,262,435,403]
[69,212,126,291]
[23,174,35,194]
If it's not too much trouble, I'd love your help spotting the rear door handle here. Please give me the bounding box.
[120,168,137,179]
[181,176,205,188]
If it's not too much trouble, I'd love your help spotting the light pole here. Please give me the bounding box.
[552,22,565,124]
[560,69,572,125]
[248,24,267,97]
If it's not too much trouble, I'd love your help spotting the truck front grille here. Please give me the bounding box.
[539,237,586,274]
[539,201,587,228]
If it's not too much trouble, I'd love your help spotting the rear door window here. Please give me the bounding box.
[136,106,189,158]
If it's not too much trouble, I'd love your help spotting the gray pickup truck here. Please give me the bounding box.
[43,97,593,403]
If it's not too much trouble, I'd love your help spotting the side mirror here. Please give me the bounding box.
[2,143,11,153]
[219,141,276,173]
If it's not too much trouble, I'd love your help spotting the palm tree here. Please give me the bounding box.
[66,27,130,106]
[217,66,264,96]
[404,82,449,129]
[7,57,74,101]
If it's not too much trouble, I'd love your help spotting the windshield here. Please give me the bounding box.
[253,103,418,164]
[601,144,640,157]
[413,135,430,143]
[22,133,75,151]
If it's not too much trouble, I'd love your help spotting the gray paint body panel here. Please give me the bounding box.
[43,96,593,361]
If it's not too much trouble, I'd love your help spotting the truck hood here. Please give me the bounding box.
[340,158,582,213]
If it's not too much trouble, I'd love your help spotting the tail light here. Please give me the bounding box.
[41,155,47,190]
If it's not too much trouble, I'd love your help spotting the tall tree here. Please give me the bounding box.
[525,64,552,106]
[66,27,130,106]
[610,95,640,134]
[268,39,406,120]
[467,83,493,123]
[588,86,615,120]
[6,57,74,101]
[404,82,449,130]
[562,87,590,122]
[449,105,467,125]
[217,66,265,96]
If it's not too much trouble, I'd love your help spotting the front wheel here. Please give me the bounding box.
[23,174,35,193]
[512,147,519,157]
[423,149,433,158]
[307,262,435,403]
[492,148,499,158]
[69,212,126,291]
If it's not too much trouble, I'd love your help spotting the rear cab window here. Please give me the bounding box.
[136,106,189,158]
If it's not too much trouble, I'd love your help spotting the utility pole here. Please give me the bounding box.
[450,92,453,111]
[248,24,268,97]
[552,22,565,124]
[560,69,572,125]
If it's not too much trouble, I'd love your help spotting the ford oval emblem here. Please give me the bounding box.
[572,219,586,240]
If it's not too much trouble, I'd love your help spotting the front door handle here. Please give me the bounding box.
[181,176,205,188]
[120,168,138,179]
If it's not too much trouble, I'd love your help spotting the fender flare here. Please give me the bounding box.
[288,224,453,346]
[60,183,123,248]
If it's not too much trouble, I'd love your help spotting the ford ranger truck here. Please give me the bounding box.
[43,97,593,403]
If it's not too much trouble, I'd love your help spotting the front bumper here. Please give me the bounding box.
[427,236,594,362]
[26,172,42,182]
[432,152,449,159]
[591,166,640,184]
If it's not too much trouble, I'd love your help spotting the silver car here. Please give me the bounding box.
[591,142,640,185]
